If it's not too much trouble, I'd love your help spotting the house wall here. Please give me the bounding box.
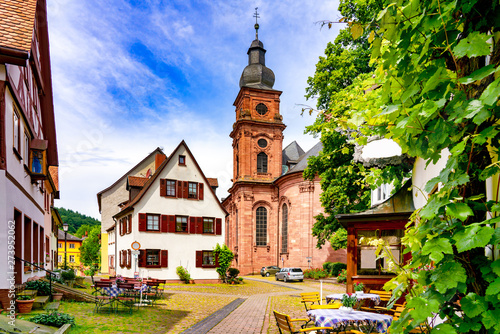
[412,149,450,210]
[100,158,156,273]
[115,145,225,280]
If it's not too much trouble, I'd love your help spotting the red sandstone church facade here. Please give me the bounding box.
[222,29,346,275]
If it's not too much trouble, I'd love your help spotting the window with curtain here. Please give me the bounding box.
[256,207,267,246]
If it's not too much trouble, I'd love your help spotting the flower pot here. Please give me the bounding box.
[52,293,63,301]
[355,291,364,295]
[189,280,195,284]
[17,299,34,313]
[339,306,353,313]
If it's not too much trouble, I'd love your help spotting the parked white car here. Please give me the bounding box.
[275,267,304,282]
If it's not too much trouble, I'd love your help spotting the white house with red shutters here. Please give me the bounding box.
[112,141,226,282]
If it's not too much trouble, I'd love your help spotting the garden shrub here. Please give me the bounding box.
[176,266,191,283]
[323,262,346,277]
[337,269,347,283]
[30,312,75,327]
[227,267,240,279]
[303,268,328,279]
[26,280,52,296]
[60,270,76,281]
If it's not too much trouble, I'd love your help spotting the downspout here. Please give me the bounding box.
[113,217,118,276]
[276,184,280,267]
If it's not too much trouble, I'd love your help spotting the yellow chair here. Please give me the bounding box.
[300,292,342,312]
[273,310,333,334]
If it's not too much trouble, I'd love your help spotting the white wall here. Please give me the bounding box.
[412,149,450,210]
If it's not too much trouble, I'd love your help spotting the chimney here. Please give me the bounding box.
[155,153,167,172]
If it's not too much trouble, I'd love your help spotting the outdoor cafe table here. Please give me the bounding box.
[326,293,381,306]
[307,309,393,333]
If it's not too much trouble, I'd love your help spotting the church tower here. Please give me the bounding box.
[229,19,285,183]
[225,13,286,274]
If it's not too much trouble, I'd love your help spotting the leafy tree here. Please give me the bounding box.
[79,225,101,271]
[319,0,500,332]
[213,243,234,284]
[304,0,384,248]
[57,207,100,234]
[74,224,93,238]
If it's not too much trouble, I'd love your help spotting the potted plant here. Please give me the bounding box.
[353,282,364,295]
[340,293,357,313]
[61,269,76,287]
[16,295,35,313]
[52,292,64,301]
[176,266,191,284]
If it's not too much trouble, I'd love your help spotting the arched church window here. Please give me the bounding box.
[257,152,268,173]
[256,207,267,246]
[281,204,288,253]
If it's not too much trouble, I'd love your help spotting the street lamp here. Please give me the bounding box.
[62,223,69,269]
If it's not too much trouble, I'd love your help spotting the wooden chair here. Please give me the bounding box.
[144,281,160,305]
[300,292,342,312]
[116,282,136,313]
[93,281,114,313]
[273,310,333,334]
[359,290,393,313]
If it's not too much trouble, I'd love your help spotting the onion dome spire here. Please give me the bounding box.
[239,8,275,90]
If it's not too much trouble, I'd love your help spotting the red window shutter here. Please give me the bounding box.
[161,215,169,233]
[196,217,203,234]
[168,215,176,232]
[215,218,222,235]
[128,215,132,234]
[183,181,189,198]
[189,216,196,234]
[176,181,182,199]
[199,183,204,200]
[160,179,167,197]
[160,250,168,267]
[139,249,146,267]
[196,251,203,268]
[127,249,131,269]
[139,213,147,231]
[119,219,122,236]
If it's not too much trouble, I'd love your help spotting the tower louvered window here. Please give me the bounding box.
[256,207,267,246]
[281,204,288,253]
[257,152,268,173]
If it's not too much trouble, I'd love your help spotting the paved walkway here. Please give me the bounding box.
[180,277,329,334]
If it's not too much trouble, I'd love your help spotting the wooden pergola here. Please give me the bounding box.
[337,181,415,293]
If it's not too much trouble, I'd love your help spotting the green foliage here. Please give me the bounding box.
[61,270,76,282]
[312,0,500,332]
[353,282,364,292]
[322,262,347,277]
[176,266,191,283]
[25,280,52,296]
[329,228,348,250]
[227,268,240,279]
[213,243,234,284]
[16,295,33,301]
[303,268,328,279]
[79,225,101,268]
[56,207,100,234]
[337,269,347,283]
[29,311,75,327]
[341,293,357,308]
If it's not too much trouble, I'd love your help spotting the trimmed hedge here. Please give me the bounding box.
[323,262,346,277]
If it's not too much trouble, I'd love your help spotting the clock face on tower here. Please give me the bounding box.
[256,103,268,115]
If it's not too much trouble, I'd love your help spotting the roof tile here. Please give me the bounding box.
[0,0,37,52]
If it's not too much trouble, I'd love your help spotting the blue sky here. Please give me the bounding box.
[47,0,345,219]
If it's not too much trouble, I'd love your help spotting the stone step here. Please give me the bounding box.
[23,289,38,297]
[46,301,60,311]
[33,295,50,309]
